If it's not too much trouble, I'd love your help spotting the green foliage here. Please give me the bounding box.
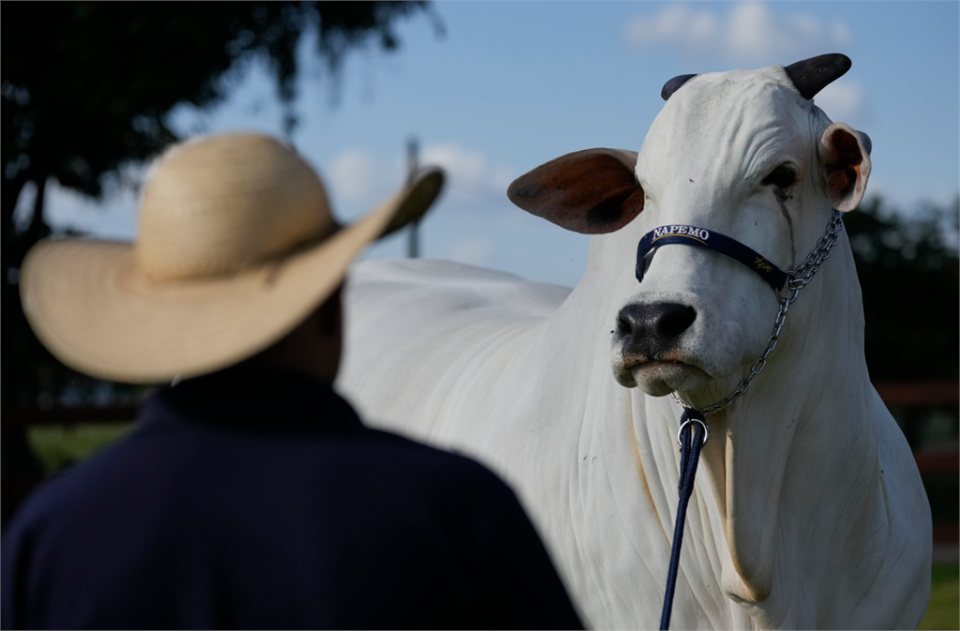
[844,196,960,381]
[923,472,960,523]
[27,423,134,476]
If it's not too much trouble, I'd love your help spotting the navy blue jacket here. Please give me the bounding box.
[1,368,583,630]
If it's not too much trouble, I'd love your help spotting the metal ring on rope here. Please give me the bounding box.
[677,418,709,446]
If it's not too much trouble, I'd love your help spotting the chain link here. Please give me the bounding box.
[672,210,844,416]
[786,210,844,292]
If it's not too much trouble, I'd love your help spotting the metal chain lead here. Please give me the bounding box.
[672,210,844,416]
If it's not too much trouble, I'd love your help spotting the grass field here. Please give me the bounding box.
[920,563,959,630]
[25,423,960,629]
[27,422,133,476]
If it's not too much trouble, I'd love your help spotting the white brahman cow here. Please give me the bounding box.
[338,54,931,629]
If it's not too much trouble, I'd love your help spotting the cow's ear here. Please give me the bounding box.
[507,148,643,234]
[819,123,871,212]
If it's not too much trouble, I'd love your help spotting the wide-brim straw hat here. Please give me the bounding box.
[20,132,444,383]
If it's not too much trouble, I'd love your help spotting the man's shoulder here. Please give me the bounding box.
[357,427,513,494]
[4,432,137,534]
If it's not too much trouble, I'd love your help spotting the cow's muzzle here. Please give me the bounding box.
[616,302,697,362]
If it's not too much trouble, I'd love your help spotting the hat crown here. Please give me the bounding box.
[137,134,333,281]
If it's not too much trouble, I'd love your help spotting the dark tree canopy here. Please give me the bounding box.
[2,1,436,218]
[845,196,960,382]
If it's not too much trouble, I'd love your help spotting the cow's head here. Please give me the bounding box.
[508,54,871,407]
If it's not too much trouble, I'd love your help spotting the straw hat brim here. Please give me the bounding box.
[20,168,443,383]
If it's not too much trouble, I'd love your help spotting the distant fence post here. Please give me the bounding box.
[407,136,420,258]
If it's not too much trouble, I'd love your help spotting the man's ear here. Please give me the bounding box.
[507,148,643,234]
[819,123,871,212]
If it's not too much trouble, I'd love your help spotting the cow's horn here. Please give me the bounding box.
[661,74,697,101]
[784,54,852,99]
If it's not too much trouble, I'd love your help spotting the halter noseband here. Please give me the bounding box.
[636,225,788,292]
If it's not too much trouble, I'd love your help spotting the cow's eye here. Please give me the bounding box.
[762,165,797,190]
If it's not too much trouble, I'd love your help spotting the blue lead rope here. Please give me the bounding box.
[660,408,708,631]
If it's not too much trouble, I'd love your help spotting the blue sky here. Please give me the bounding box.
[25,1,960,287]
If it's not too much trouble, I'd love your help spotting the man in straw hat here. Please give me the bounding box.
[1,133,583,630]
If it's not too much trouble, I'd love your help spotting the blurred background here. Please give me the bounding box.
[2,3,957,627]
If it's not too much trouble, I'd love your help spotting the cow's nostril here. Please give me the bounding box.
[617,302,696,345]
[658,305,697,338]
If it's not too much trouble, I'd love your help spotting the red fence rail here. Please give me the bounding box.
[873,381,959,407]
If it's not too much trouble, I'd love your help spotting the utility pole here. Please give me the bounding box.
[406,136,419,258]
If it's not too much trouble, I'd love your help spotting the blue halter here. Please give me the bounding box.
[636,225,788,292]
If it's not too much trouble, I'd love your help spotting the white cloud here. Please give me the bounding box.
[327,143,517,218]
[792,14,822,41]
[18,179,139,241]
[12,181,38,233]
[625,2,854,66]
[421,143,516,196]
[725,3,778,63]
[328,148,397,204]
[626,4,713,59]
[830,21,852,47]
[814,81,867,123]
